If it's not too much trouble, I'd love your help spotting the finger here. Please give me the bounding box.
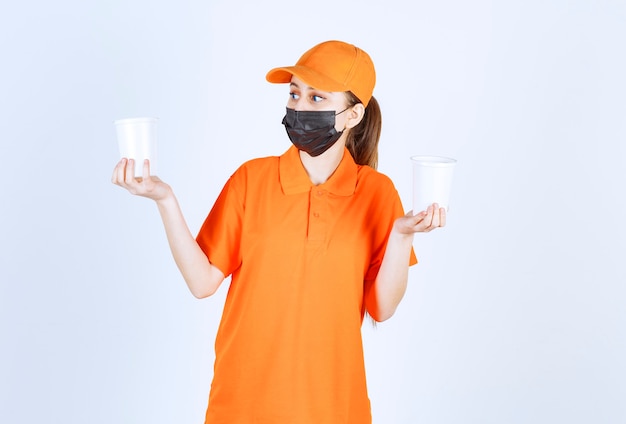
[429,203,440,228]
[409,210,427,227]
[439,207,447,227]
[412,210,431,232]
[142,159,150,181]
[125,159,136,184]
[423,204,434,228]
[111,159,121,184]
[408,209,427,220]
[112,158,127,185]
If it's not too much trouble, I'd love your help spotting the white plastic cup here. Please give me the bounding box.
[411,155,457,214]
[114,117,158,177]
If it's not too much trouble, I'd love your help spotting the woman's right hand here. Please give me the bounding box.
[111,158,172,202]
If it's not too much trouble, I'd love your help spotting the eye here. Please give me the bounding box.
[289,91,300,100]
[312,95,324,102]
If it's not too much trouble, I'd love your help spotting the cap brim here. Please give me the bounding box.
[266,65,348,93]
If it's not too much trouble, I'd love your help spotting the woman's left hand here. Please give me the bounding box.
[394,203,446,235]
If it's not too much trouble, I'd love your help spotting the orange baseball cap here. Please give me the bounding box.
[266,40,376,107]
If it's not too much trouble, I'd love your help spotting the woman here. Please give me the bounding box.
[112,40,445,424]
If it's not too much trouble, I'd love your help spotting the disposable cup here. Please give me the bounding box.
[114,117,158,177]
[411,155,457,214]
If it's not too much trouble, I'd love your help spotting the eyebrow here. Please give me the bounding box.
[289,81,331,95]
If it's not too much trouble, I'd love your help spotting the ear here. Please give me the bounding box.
[345,103,365,129]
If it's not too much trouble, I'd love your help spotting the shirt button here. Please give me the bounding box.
[313,212,320,218]
[317,190,324,196]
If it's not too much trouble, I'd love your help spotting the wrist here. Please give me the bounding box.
[390,226,415,244]
[154,185,176,207]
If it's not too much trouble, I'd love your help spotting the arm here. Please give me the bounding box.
[112,158,225,298]
[365,204,446,322]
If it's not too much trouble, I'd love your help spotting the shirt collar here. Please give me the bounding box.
[279,145,358,196]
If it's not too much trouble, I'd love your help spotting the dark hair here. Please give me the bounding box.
[344,93,382,170]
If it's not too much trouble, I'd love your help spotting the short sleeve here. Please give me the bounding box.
[196,168,246,278]
[363,176,417,283]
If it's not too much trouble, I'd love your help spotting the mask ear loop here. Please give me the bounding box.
[335,106,352,133]
[335,106,351,116]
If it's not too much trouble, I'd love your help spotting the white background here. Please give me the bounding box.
[1,0,625,423]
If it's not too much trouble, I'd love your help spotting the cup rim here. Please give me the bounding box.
[114,117,158,125]
[410,155,457,167]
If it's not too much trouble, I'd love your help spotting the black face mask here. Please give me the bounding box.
[281,107,348,157]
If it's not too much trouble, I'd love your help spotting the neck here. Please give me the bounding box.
[299,141,345,185]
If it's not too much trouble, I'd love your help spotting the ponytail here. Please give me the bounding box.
[344,93,384,327]
[344,93,382,170]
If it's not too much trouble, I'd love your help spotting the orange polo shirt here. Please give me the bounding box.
[196,146,417,424]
